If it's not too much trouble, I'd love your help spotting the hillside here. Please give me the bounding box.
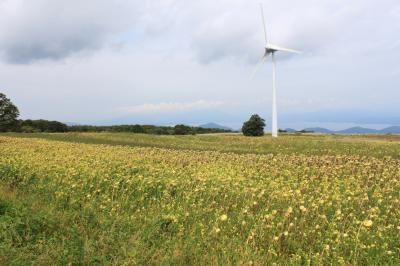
[198,122,232,130]
[303,126,400,134]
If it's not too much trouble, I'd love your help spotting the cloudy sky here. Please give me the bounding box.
[1,0,399,130]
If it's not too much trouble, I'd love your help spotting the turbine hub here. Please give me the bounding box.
[265,47,277,54]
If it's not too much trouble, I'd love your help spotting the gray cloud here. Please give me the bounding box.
[1,0,399,64]
[0,0,138,63]
[186,0,400,63]
[0,0,399,129]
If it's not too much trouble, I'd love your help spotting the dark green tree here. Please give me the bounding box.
[0,93,20,132]
[19,119,68,132]
[173,124,193,135]
[242,114,266,136]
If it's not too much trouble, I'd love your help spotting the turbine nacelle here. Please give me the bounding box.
[265,44,302,55]
[264,47,275,55]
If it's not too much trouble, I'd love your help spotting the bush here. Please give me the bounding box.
[20,126,40,133]
[242,114,265,137]
[173,124,193,135]
[20,119,68,132]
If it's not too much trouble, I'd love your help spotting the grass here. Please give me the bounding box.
[3,132,400,158]
[0,186,91,265]
[0,133,399,264]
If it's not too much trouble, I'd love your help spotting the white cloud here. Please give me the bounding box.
[117,100,225,114]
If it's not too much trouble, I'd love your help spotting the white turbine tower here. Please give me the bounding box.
[252,3,301,137]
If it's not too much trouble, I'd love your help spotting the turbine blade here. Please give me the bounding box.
[260,3,268,45]
[268,44,302,54]
[251,53,269,80]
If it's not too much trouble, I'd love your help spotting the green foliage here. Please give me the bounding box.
[242,114,266,136]
[0,194,58,264]
[19,119,68,133]
[0,188,132,265]
[0,93,20,132]
[69,124,146,133]
[68,124,231,135]
[173,124,193,135]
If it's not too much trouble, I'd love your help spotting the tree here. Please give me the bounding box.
[0,93,20,132]
[19,119,68,132]
[173,124,193,135]
[242,114,266,136]
[131,124,145,133]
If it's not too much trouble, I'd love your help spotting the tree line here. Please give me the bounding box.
[8,121,232,135]
[68,124,232,135]
[0,93,232,135]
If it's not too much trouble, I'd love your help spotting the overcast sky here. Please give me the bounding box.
[1,0,399,130]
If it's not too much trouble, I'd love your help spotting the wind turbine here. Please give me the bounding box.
[252,3,301,137]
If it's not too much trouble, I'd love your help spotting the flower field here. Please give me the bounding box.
[0,134,399,264]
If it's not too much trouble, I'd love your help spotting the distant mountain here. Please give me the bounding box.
[379,126,400,134]
[199,122,232,130]
[336,127,379,134]
[301,126,400,134]
[283,128,296,133]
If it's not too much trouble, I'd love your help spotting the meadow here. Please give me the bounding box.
[0,133,399,265]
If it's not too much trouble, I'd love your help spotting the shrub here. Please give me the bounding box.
[173,124,193,135]
[242,114,265,136]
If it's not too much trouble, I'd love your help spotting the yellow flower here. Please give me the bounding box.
[220,214,228,222]
[299,206,307,212]
[363,220,373,227]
